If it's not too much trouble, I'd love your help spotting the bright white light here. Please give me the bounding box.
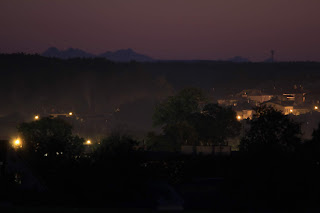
[315,106,318,110]
[237,115,241,120]
[34,115,39,120]
[86,140,91,144]
[69,112,73,116]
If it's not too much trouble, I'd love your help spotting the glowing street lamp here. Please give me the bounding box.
[290,109,293,113]
[86,140,91,145]
[69,112,73,116]
[315,106,318,110]
[34,115,39,120]
[13,138,22,148]
[15,139,20,145]
[237,115,242,121]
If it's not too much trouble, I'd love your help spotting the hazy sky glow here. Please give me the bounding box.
[1,0,320,61]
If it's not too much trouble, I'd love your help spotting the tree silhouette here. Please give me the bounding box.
[153,88,206,147]
[302,122,320,161]
[152,88,240,148]
[17,117,84,161]
[192,103,241,145]
[239,106,301,153]
[153,87,207,127]
[93,132,138,160]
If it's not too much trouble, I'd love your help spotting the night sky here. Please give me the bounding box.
[1,0,320,61]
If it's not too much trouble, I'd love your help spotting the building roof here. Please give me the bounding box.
[264,99,295,107]
[232,101,254,111]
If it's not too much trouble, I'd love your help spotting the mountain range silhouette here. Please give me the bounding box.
[42,47,154,62]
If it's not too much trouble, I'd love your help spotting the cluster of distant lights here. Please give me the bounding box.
[17,107,320,148]
[13,106,320,151]
[236,106,320,121]
[26,107,320,148]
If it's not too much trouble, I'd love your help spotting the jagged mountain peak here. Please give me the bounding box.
[42,47,154,62]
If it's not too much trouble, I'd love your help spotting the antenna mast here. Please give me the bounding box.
[271,50,275,62]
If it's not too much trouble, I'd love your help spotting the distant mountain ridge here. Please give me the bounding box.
[99,48,153,62]
[42,47,154,62]
[42,47,95,59]
[227,56,250,63]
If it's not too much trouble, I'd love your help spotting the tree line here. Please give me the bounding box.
[15,87,320,165]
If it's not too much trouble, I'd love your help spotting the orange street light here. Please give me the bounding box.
[13,138,22,148]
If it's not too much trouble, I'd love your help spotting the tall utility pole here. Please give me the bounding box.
[271,50,275,62]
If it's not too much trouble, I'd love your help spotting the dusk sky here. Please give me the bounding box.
[1,0,320,61]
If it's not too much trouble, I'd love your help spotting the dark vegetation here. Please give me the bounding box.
[2,54,320,210]
[2,89,320,211]
[149,88,241,151]
[1,54,320,122]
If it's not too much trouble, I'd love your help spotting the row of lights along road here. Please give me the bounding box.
[34,112,73,120]
[12,138,93,149]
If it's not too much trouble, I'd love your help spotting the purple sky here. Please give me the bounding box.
[1,0,320,61]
